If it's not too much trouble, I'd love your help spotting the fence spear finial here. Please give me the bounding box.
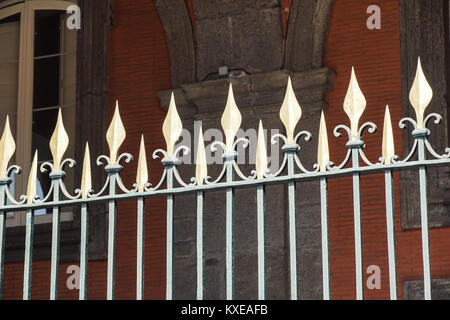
[279,76,302,144]
[256,120,268,179]
[409,57,433,129]
[50,108,69,171]
[382,106,395,164]
[317,111,329,172]
[106,100,126,164]
[343,67,366,141]
[27,150,38,204]
[195,126,207,185]
[163,92,183,158]
[221,83,242,153]
[0,116,16,178]
[136,135,148,192]
[81,142,92,198]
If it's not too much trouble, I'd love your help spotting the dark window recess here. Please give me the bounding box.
[0,12,20,25]
[32,11,61,214]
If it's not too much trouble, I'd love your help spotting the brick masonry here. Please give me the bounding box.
[324,0,450,299]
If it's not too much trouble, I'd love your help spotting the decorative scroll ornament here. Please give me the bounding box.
[81,142,92,199]
[136,135,149,192]
[0,116,15,178]
[343,67,367,141]
[409,57,433,129]
[106,101,126,164]
[163,93,183,158]
[382,106,395,164]
[196,127,207,186]
[27,151,38,204]
[279,77,302,144]
[317,111,330,172]
[49,109,69,171]
[221,84,242,152]
[256,120,268,179]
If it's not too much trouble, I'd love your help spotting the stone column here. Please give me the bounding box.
[158,67,335,299]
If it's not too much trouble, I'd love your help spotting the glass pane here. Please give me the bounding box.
[31,10,78,217]
[59,12,77,205]
[33,11,63,215]
[34,10,61,58]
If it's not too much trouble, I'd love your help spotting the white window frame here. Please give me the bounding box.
[0,0,77,226]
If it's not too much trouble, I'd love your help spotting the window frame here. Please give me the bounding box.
[2,6,78,227]
[1,1,77,210]
[1,0,110,263]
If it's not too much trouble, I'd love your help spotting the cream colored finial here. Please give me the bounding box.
[382,106,395,164]
[27,151,38,204]
[317,111,330,172]
[256,120,268,179]
[136,135,149,192]
[195,127,207,186]
[221,83,242,152]
[0,116,16,178]
[106,101,126,163]
[343,67,367,140]
[80,142,92,198]
[49,109,69,170]
[409,57,433,129]
[279,76,302,144]
[162,92,183,158]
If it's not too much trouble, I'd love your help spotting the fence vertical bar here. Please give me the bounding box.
[79,202,89,300]
[79,142,91,300]
[163,159,174,300]
[196,191,204,300]
[23,208,34,300]
[106,165,120,300]
[320,177,330,300]
[256,184,266,300]
[349,142,364,300]
[384,169,397,299]
[23,151,37,300]
[284,145,298,300]
[224,152,236,300]
[0,179,8,300]
[415,130,431,300]
[50,175,62,300]
[0,210,4,300]
[137,196,145,300]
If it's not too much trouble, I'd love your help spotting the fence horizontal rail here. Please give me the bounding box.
[0,57,449,300]
[0,157,449,212]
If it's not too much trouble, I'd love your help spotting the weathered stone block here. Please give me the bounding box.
[403,278,450,300]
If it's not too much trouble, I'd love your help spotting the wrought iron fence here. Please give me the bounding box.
[0,58,449,300]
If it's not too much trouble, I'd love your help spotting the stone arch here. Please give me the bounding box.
[284,0,334,71]
[154,0,196,88]
[155,0,335,88]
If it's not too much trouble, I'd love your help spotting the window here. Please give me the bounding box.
[0,0,110,263]
[0,1,77,226]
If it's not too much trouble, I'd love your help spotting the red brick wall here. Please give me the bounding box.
[107,0,169,300]
[2,0,169,300]
[324,0,450,299]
